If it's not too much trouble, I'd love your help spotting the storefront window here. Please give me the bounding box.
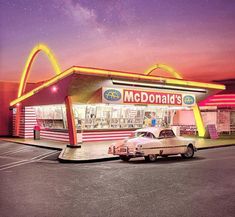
[72,104,173,130]
[34,105,66,129]
[34,104,182,131]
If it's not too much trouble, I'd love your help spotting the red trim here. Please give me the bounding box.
[65,96,77,145]
[82,137,127,142]
[83,130,134,135]
[83,133,132,138]
[40,136,69,142]
[41,130,69,136]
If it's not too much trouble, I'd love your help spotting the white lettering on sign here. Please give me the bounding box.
[102,87,195,106]
[123,89,183,105]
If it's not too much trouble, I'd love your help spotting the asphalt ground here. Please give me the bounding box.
[0,141,235,217]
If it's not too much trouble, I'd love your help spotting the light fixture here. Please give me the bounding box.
[51,85,58,93]
[112,79,207,93]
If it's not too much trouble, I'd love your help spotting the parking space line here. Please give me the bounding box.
[0,160,35,171]
[0,159,28,168]
[34,151,60,160]
[30,150,60,160]
[0,150,60,171]
[0,147,30,156]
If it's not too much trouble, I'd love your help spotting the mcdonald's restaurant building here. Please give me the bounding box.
[10,44,226,146]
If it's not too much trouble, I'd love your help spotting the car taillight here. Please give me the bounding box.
[135,144,142,150]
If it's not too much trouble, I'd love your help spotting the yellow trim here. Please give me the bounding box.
[193,104,206,137]
[74,66,225,89]
[18,43,61,97]
[10,67,74,106]
[10,43,225,107]
[11,66,225,106]
[144,64,183,79]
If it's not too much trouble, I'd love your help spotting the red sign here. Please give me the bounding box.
[123,89,182,105]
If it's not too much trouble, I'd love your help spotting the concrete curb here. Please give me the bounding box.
[58,144,235,163]
[58,156,120,163]
[1,138,234,163]
[197,144,235,150]
[0,139,62,151]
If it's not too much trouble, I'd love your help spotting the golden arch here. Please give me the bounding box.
[18,43,61,97]
[144,64,183,79]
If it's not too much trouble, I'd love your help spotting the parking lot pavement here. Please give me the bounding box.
[2,136,235,162]
[0,141,235,217]
[0,141,60,171]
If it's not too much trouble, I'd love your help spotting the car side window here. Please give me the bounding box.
[165,130,176,138]
[159,130,165,138]
[147,132,155,139]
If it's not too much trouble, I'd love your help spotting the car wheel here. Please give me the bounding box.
[181,145,194,159]
[145,154,157,162]
[120,156,131,162]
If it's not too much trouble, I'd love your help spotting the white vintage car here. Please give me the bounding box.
[108,127,197,162]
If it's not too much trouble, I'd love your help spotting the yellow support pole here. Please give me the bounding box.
[193,104,206,137]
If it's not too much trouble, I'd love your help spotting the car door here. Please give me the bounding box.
[142,132,162,155]
[163,130,185,154]
[162,129,180,155]
[156,130,169,155]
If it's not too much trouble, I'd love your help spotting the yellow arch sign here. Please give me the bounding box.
[144,64,183,79]
[18,43,61,97]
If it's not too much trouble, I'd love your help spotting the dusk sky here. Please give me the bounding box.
[0,0,235,82]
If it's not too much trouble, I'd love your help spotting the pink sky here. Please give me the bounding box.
[0,0,235,83]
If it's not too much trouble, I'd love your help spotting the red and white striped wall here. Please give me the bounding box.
[39,130,134,143]
[13,106,37,138]
[40,130,69,142]
[12,106,135,142]
[82,130,134,142]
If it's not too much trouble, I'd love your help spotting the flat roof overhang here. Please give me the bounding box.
[10,66,226,107]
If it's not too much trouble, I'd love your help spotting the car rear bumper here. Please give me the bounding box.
[108,146,144,157]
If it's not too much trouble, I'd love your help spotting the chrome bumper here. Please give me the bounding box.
[109,146,144,157]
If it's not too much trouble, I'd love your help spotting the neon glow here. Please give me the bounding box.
[213,94,235,98]
[74,66,225,90]
[10,44,226,139]
[210,98,235,102]
[193,104,206,137]
[1,1,235,83]
[112,79,207,93]
[51,85,58,93]
[10,64,225,107]
[144,64,183,79]
[18,43,61,98]
[199,94,235,107]
[206,102,235,106]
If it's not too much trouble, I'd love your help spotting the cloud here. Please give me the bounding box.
[62,0,96,24]
[55,0,105,34]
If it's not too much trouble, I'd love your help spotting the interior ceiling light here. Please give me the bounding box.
[112,79,207,93]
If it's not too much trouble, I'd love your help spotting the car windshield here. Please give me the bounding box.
[135,132,155,139]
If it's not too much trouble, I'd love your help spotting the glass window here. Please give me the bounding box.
[159,130,166,138]
[73,104,145,130]
[165,130,175,138]
[34,105,66,129]
[136,132,155,138]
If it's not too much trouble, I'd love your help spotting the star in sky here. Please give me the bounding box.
[0,0,235,82]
